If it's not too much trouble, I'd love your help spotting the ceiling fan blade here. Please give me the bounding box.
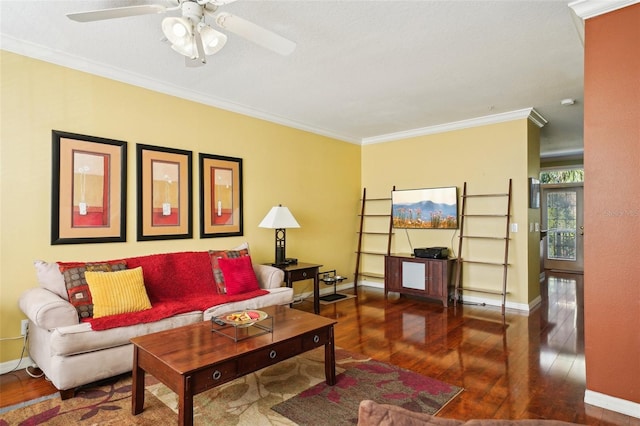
[214,12,296,56]
[67,4,168,22]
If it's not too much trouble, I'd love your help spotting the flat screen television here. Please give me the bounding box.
[392,186,458,229]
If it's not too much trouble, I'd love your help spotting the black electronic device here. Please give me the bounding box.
[414,247,449,259]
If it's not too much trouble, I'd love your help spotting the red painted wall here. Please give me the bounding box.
[583,4,640,404]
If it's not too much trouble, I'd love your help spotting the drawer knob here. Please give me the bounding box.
[313,335,320,343]
[302,272,307,278]
[212,370,222,380]
[269,350,277,359]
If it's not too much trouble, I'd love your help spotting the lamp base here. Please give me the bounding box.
[275,246,285,266]
[272,258,297,267]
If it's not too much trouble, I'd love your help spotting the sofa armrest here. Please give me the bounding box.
[18,288,79,330]
[253,264,285,289]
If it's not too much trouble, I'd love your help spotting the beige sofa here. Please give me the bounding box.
[18,249,291,399]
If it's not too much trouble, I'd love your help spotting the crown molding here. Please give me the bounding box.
[0,35,361,145]
[362,108,547,145]
[2,35,549,148]
[569,0,640,19]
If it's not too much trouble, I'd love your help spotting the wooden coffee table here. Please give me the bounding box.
[130,305,337,426]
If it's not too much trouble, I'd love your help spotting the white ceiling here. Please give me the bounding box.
[1,0,587,160]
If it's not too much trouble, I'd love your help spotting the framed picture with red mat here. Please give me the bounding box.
[199,153,243,238]
[51,130,127,245]
[136,143,192,241]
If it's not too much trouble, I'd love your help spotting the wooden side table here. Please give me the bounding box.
[277,262,322,314]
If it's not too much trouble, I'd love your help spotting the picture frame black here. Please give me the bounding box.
[199,153,243,238]
[51,130,127,245]
[137,143,193,241]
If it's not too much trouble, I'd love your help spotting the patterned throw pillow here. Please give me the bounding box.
[85,267,152,318]
[208,243,250,294]
[58,261,127,320]
[217,255,260,295]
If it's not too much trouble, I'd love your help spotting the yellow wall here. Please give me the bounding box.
[361,118,538,309]
[0,51,361,363]
[0,49,542,365]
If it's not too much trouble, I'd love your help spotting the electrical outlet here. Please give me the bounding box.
[21,319,29,336]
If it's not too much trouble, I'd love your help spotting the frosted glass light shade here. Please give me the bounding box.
[200,25,227,55]
[162,17,193,46]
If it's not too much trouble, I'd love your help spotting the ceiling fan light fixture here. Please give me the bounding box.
[199,25,227,55]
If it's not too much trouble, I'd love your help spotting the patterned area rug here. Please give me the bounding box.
[0,348,462,425]
[272,357,463,425]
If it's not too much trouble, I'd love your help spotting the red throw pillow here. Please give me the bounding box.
[209,246,250,294]
[217,256,260,296]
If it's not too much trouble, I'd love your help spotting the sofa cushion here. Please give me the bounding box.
[58,260,128,320]
[88,290,269,330]
[209,242,250,294]
[124,251,218,302]
[34,260,69,300]
[202,287,292,320]
[218,255,260,295]
[50,310,203,356]
[85,267,152,318]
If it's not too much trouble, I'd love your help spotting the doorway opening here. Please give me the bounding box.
[540,168,584,273]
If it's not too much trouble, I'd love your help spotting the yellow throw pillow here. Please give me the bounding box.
[85,267,152,318]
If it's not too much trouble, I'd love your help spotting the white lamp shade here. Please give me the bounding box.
[162,17,193,46]
[258,206,300,229]
[170,42,196,58]
[200,25,227,55]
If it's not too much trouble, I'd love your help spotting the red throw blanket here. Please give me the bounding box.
[88,289,269,331]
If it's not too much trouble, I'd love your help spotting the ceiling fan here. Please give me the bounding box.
[66,0,296,67]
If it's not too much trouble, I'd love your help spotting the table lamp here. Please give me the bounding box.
[258,205,300,266]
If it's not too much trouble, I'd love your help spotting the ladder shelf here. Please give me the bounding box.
[354,187,394,293]
[454,179,512,314]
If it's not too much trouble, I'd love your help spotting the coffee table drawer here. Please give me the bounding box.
[190,359,237,394]
[302,328,331,351]
[237,340,302,375]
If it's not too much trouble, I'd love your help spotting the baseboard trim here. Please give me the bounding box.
[359,281,540,313]
[0,356,34,375]
[585,389,640,419]
[455,294,540,314]
[358,280,384,289]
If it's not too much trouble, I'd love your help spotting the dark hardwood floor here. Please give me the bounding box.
[1,271,638,425]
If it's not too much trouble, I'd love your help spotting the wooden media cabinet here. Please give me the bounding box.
[384,255,456,307]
